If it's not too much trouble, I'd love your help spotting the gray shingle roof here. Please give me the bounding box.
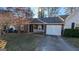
[31,17,64,24]
[40,17,64,23]
[31,18,43,23]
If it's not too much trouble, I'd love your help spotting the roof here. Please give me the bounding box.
[40,17,64,23]
[31,17,64,24]
[31,18,43,23]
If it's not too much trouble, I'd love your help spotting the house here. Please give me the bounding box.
[8,16,65,36]
[28,16,64,36]
[0,10,66,36]
[64,8,79,29]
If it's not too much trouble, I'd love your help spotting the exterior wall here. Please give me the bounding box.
[64,8,79,29]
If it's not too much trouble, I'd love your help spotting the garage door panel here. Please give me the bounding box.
[46,25,62,35]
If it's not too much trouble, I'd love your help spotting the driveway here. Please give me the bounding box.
[35,35,77,51]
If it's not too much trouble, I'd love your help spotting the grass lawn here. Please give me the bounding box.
[0,33,41,51]
[63,37,79,48]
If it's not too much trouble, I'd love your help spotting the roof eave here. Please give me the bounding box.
[29,23,64,24]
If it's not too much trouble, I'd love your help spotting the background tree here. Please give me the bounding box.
[38,7,74,18]
[7,7,34,18]
[38,7,45,18]
[7,7,34,33]
[38,7,60,18]
[0,10,12,37]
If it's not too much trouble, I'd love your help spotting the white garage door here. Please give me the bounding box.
[46,25,62,35]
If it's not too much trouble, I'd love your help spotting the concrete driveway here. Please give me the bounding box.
[35,35,77,51]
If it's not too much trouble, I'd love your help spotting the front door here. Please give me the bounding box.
[29,24,33,32]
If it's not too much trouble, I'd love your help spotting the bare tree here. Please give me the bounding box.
[0,11,12,37]
[38,7,60,18]
[38,7,76,18]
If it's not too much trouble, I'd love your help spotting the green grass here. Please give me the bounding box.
[1,33,40,51]
[63,37,79,48]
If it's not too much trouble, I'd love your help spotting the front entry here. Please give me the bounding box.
[33,24,44,33]
[29,24,33,32]
[29,24,45,33]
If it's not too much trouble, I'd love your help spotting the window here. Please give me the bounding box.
[71,22,75,29]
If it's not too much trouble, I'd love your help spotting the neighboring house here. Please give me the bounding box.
[64,8,79,29]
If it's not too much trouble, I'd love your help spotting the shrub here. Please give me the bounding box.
[63,29,79,37]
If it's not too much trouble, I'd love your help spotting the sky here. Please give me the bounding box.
[58,7,68,15]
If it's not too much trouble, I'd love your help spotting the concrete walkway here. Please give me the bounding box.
[35,36,77,51]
